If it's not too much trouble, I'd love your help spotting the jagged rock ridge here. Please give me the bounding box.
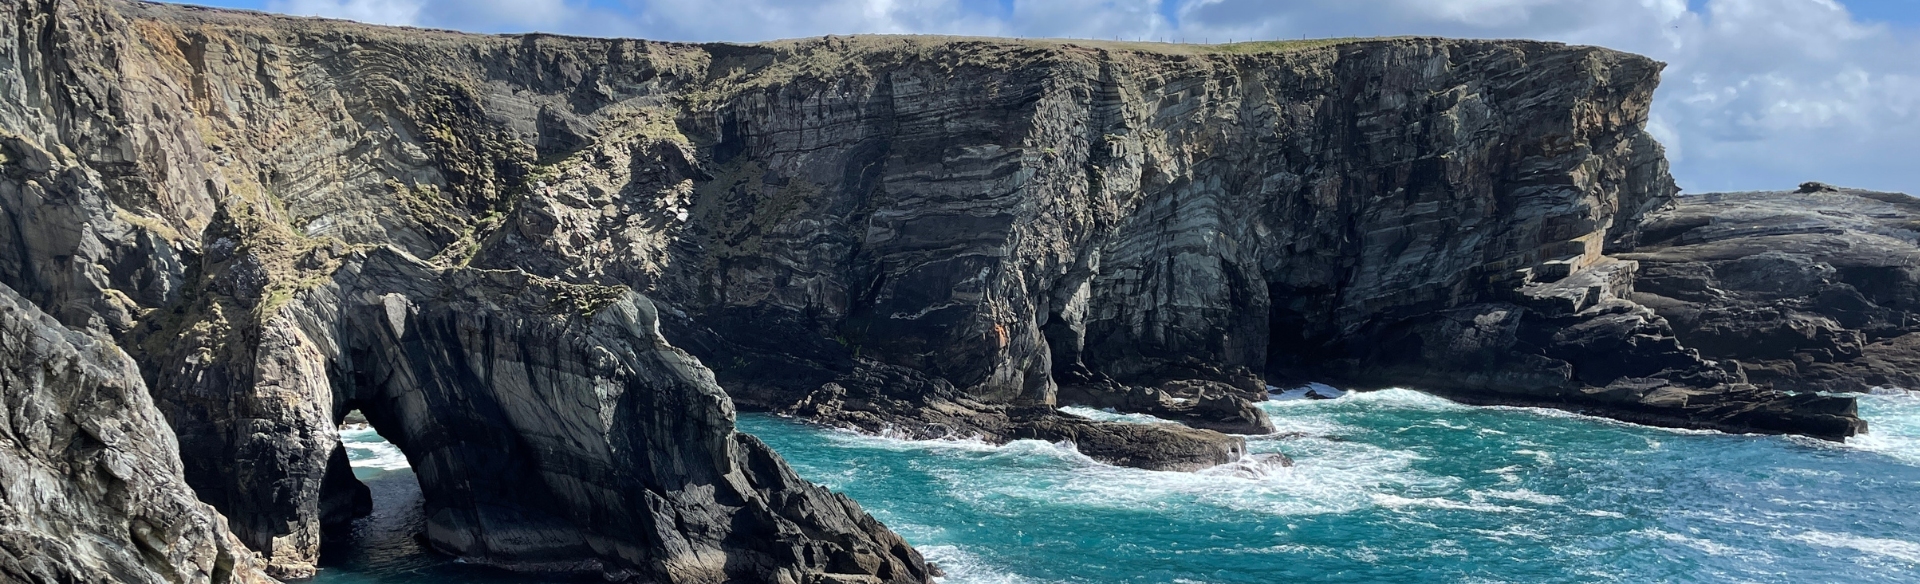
[0,0,1901,581]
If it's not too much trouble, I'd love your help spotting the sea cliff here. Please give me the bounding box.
[0,0,1906,581]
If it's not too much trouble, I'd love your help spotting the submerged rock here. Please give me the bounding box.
[1202,454,1296,480]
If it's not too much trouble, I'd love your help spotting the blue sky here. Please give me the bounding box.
[162,0,1919,194]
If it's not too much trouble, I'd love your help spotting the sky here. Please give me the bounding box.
[164,0,1919,195]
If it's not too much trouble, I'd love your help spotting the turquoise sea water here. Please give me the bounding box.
[316,389,1920,583]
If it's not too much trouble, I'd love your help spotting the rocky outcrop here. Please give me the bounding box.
[455,31,1863,440]
[1621,185,1920,394]
[0,283,273,584]
[1,0,928,580]
[0,0,1889,578]
[1057,380,1274,435]
[1318,253,1868,439]
[305,248,927,582]
[778,359,1252,471]
[112,234,932,581]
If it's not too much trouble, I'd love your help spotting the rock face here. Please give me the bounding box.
[303,249,928,582]
[0,0,1891,579]
[0,283,273,584]
[1,0,928,580]
[451,29,1864,441]
[1622,186,1920,394]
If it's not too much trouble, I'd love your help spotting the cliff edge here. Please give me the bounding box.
[0,0,1890,580]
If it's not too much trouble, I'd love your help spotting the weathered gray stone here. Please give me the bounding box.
[0,283,274,584]
[1621,187,1920,394]
[0,1,932,579]
[295,248,930,582]
[0,0,1895,578]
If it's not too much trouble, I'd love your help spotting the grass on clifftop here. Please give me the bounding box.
[1046,37,1374,55]
[749,35,1379,57]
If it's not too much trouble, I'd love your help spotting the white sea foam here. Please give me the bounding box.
[919,545,1035,584]
[1511,449,1555,466]
[805,386,1582,521]
[987,439,1102,466]
[1467,525,1549,542]
[1784,530,1920,564]
[1847,389,1920,466]
[1254,411,1361,438]
[1329,388,1467,410]
[1268,383,1348,401]
[865,429,1455,518]
[1196,454,1296,480]
[817,427,1003,454]
[1057,406,1176,426]
[1480,403,1738,437]
[340,427,411,471]
[1258,387,1498,438]
[1470,488,1565,506]
[1369,493,1527,514]
[1633,528,1746,557]
[1482,465,1523,484]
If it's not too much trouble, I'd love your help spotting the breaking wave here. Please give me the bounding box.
[318,385,1920,583]
[340,426,411,471]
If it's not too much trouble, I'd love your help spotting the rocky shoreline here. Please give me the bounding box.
[0,0,1912,582]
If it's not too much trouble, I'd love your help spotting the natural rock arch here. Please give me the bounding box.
[223,249,931,581]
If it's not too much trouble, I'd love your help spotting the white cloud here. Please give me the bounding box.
[623,0,1005,41]
[254,0,1920,194]
[1159,0,1920,192]
[1006,0,1169,40]
[267,0,423,26]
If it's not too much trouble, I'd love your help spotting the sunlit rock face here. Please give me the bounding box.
[0,283,274,584]
[1622,185,1920,397]
[0,0,1894,579]
[0,1,928,580]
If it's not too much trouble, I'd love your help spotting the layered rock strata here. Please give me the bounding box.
[307,248,929,582]
[1,0,929,580]
[0,0,1893,579]
[0,283,273,584]
[452,30,1864,440]
[1621,184,1920,395]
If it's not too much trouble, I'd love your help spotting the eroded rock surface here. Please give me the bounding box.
[1622,186,1920,394]
[304,248,928,582]
[0,0,1893,578]
[0,284,273,584]
[0,0,929,580]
